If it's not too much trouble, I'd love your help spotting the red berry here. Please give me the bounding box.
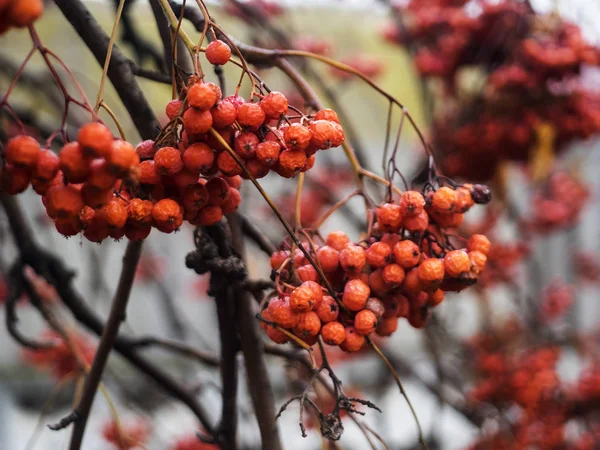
[206,39,232,65]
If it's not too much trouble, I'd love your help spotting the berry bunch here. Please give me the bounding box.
[465,321,600,450]
[22,330,95,380]
[0,0,44,34]
[165,76,345,181]
[102,419,149,450]
[263,184,491,351]
[526,171,589,233]
[3,64,345,242]
[382,0,600,180]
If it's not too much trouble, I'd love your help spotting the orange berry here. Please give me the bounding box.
[127,198,153,226]
[376,316,398,336]
[206,40,231,65]
[59,142,90,183]
[125,223,152,241]
[182,184,209,211]
[366,241,392,268]
[267,297,299,329]
[7,0,44,27]
[399,190,425,217]
[456,186,474,212]
[340,327,364,352]
[221,187,242,214]
[211,100,237,128]
[88,159,117,189]
[256,141,280,166]
[99,200,128,229]
[82,213,109,243]
[354,309,378,335]
[78,122,113,158]
[138,160,161,185]
[270,250,289,270]
[183,107,213,135]
[402,268,422,296]
[326,231,350,251]
[217,150,243,176]
[321,321,346,346]
[46,185,84,218]
[290,282,318,312]
[428,289,445,306]
[1,164,30,194]
[260,309,289,344]
[5,135,40,167]
[206,177,230,206]
[384,294,409,318]
[54,216,82,237]
[183,143,214,174]
[107,140,139,176]
[283,123,311,151]
[82,184,113,209]
[382,263,405,285]
[432,187,458,214]
[403,209,429,233]
[236,102,266,129]
[315,295,339,323]
[393,240,421,269]
[260,91,288,119]
[278,150,306,173]
[417,258,445,288]
[151,199,183,233]
[330,122,345,147]
[32,149,59,181]
[297,264,318,282]
[154,147,183,176]
[339,245,366,272]
[195,205,223,226]
[188,82,219,110]
[234,132,259,159]
[224,175,242,189]
[314,109,340,124]
[368,269,390,296]
[444,250,470,278]
[375,203,402,232]
[301,154,316,172]
[431,211,463,228]
[407,305,428,328]
[467,234,491,256]
[468,251,487,275]
[317,246,340,272]
[32,170,62,195]
[293,311,321,339]
[309,120,336,150]
[343,279,370,312]
[165,100,183,120]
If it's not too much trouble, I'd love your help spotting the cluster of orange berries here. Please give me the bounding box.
[1,122,243,242]
[166,76,345,181]
[382,0,600,181]
[466,325,600,450]
[22,330,95,380]
[102,420,149,450]
[262,184,491,351]
[0,0,43,34]
[526,171,589,233]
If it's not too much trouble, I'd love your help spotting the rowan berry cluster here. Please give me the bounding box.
[263,183,491,351]
[382,0,600,180]
[526,171,589,233]
[466,322,600,450]
[102,419,149,450]
[166,76,345,181]
[2,58,346,242]
[22,330,95,380]
[0,0,43,34]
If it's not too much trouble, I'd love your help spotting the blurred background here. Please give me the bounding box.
[1,1,600,449]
